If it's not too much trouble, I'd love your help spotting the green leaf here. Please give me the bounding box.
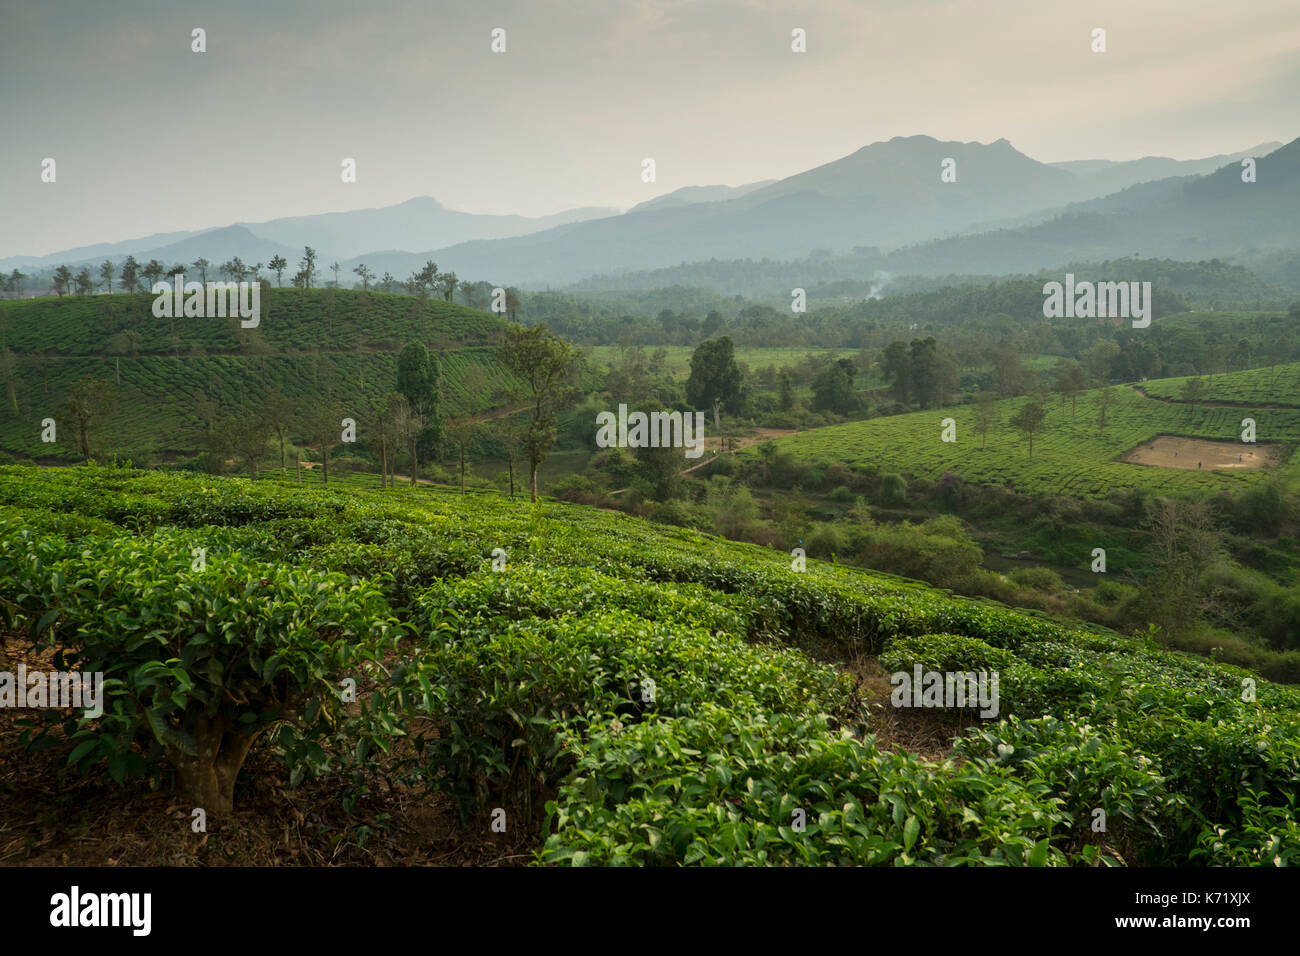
[1029,838,1050,867]
[67,738,98,766]
[903,815,920,853]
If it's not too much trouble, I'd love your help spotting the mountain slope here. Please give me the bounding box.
[883,137,1300,276]
[399,136,1296,286]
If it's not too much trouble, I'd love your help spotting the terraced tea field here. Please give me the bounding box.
[1140,361,1300,408]
[0,290,537,462]
[750,380,1300,497]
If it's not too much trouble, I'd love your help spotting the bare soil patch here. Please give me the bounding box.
[1117,435,1280,471]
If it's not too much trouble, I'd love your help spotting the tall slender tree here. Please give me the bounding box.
[497,323,580,501]
[267,255,286,287]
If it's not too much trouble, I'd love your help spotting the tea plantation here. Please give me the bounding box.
[1,464,1296,865]
[752,376,1300,497]
[1141,360,1300,408]
[0,290,531,462]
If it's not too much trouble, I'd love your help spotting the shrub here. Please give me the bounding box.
[1009,566,1065,592]
[5,526,398,813]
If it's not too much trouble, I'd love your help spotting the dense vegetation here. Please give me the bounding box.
[1,465,1297,865]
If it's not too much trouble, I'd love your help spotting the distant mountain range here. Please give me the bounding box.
[0,198,619,272]
[2,136,1290,290]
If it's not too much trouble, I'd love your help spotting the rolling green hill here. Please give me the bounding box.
[1141,360,1300,408]
[1,464,1296,865]
[0,289,524,463]
[749,376,1300,498]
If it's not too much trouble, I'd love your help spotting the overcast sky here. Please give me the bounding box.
[2,0,1297,258]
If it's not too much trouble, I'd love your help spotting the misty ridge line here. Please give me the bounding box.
[5,134,1287,277]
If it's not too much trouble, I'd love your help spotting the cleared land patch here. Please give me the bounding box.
[1117,434,1281,470]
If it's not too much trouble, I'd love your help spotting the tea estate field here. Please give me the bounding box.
[751,371,1300,498]
[1,465,1297,866]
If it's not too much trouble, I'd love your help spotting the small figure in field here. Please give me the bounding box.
[1198,461,1202,469]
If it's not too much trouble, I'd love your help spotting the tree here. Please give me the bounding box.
[685,335,745,416]
[1206,343,1231,385]
[388,395,419,487]
[306,404,339,483]
[1181,376,1206,402]
[74,268,94,296]
[446,419,479,495]
[380,272,395,293]
[991,346,1028,398]
[973,390,998,449]
[119,256,141,293]
[330,261,341,289]
[192,257,210,284]
[142,259,166,290]
[353,264,373,290]
[372,392,404,489]
[299,247,318,289]
[395,342,443,486]
[779,371,795,411]
[1097,386,1117,431]
[414,260,438,297]
[1085,339,1120,385]
[701,310,725,339]
[6,269,26,299]
[1009,399,1047,458]
[1138,497,1224,645]
[811,358,858,414]
[52,265,72,296]
[907,337,954,408]
[1055,361,1086,416]
[459,279,476,308]
[497,323,581,501]
[880,340,912,404]
[437,271,458,303]
[98,260,114,293]
[224,410,272,481]
[268,255,287,287]
[262,391,297,479]
[60,378,117,460]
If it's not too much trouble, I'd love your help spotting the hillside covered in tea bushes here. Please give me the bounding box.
[0,289,538,464]
[1,465,1297,866]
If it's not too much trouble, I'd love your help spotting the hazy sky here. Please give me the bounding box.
[3,0,1297,257]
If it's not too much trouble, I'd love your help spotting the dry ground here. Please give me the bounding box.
[1116,434,1281,471]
